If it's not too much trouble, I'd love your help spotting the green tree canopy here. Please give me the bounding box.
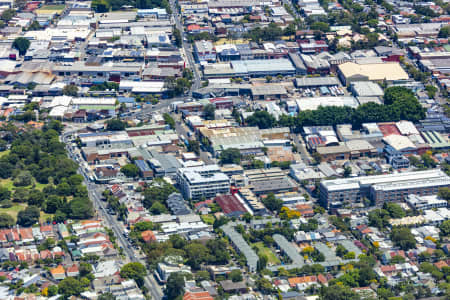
[62,84,79,96]
[106,119,126,131]
[391,227,416,250]
[17,206,40,227]
[120,262,146,282]
[203,104,215,120]
[262,193,283,212]
[58,277,84,297]
[219,148,241,165]
[166,272,185,299]
[246,110,276,129]
[13,37,30,56]
[120,164,139,178]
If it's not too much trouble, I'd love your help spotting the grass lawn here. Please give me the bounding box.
[0,203,27,220]
[0,178,47,191]
[34,182,48,191]
[0,178,14,191]
[39,4,66,10]
[201,214,215,225]
[40,211,54,223]
[0,203,53,223]
[0,150,10,158]
[252,242,280,265]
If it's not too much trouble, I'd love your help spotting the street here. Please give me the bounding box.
[62,130,164,300]
[169,0,202,91]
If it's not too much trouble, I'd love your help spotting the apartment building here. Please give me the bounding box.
[176,165,230,200]
[320,170,450,207]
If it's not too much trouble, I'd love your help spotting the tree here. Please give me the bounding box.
[142,179,177,209]
[219,148,241,165]
[343,166,352,177]
[256,277,272,294]
[320,284,360,300]
[173,27,182,47]
[187,140,200,155]
[425,85,438,99]
[17,206,40,226]
[203,104,215,120]
[0,213,14,228]
[62,84,79,96]
[166,272,185,299]
[106,119,126,131]
[185,242,209,269]
[438,25,450,38]
[69,198,94,219]
[440,220,450,236]
[391,227,416,250]
[47,285,58,297]
[149,201,167,214]
[163,113,175,129]
[120,164,139,178]
[14,170,32,187]
[310,21,330,32]
[438,187,450,201]
[120,262,146,283]
[383,202,406,219]
[1,9,15,22]
[262,193,283,212]
[336,244,348,257]
[12,37,30,56]
[246,110,276,129]
[98,293,116,300]
[58,277,84,297]
[384,86,415,105]
[91,0,110,12]
[229,269,242,282]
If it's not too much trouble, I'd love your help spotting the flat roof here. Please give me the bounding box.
[296,96,359,111]
[338,61,409,81]
[295,76,339,87]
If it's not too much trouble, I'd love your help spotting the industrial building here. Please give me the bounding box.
[337,61,409,85]
[295,96,359,111]
[320,170,450,208]
[294,76,339,88]
[176,165,230,200]
[202,59,296,78]
[350,81,384,98]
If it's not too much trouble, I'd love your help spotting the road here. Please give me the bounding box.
[174,117,215,165]
[169,0,202,91]
[61,130,164,300]
[292,133,312,164]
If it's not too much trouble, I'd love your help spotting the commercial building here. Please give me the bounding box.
[337,61,409,85]
[194,40,216,62]
[176,165,230,200]
[350,81,384,98]
[320,170,450,207]
[406,194,448,211]
[202,59,296,78]
[294,76,339,88]
[295,96,359,111]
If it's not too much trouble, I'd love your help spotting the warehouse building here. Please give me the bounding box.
[295,96,359,111]
[350,81,384,98]
[320,170,450,207]
[337,61,409,85]
[203,59,296,78]
[294,76,339,88]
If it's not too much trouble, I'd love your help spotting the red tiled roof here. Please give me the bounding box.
[183,291,214,300]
